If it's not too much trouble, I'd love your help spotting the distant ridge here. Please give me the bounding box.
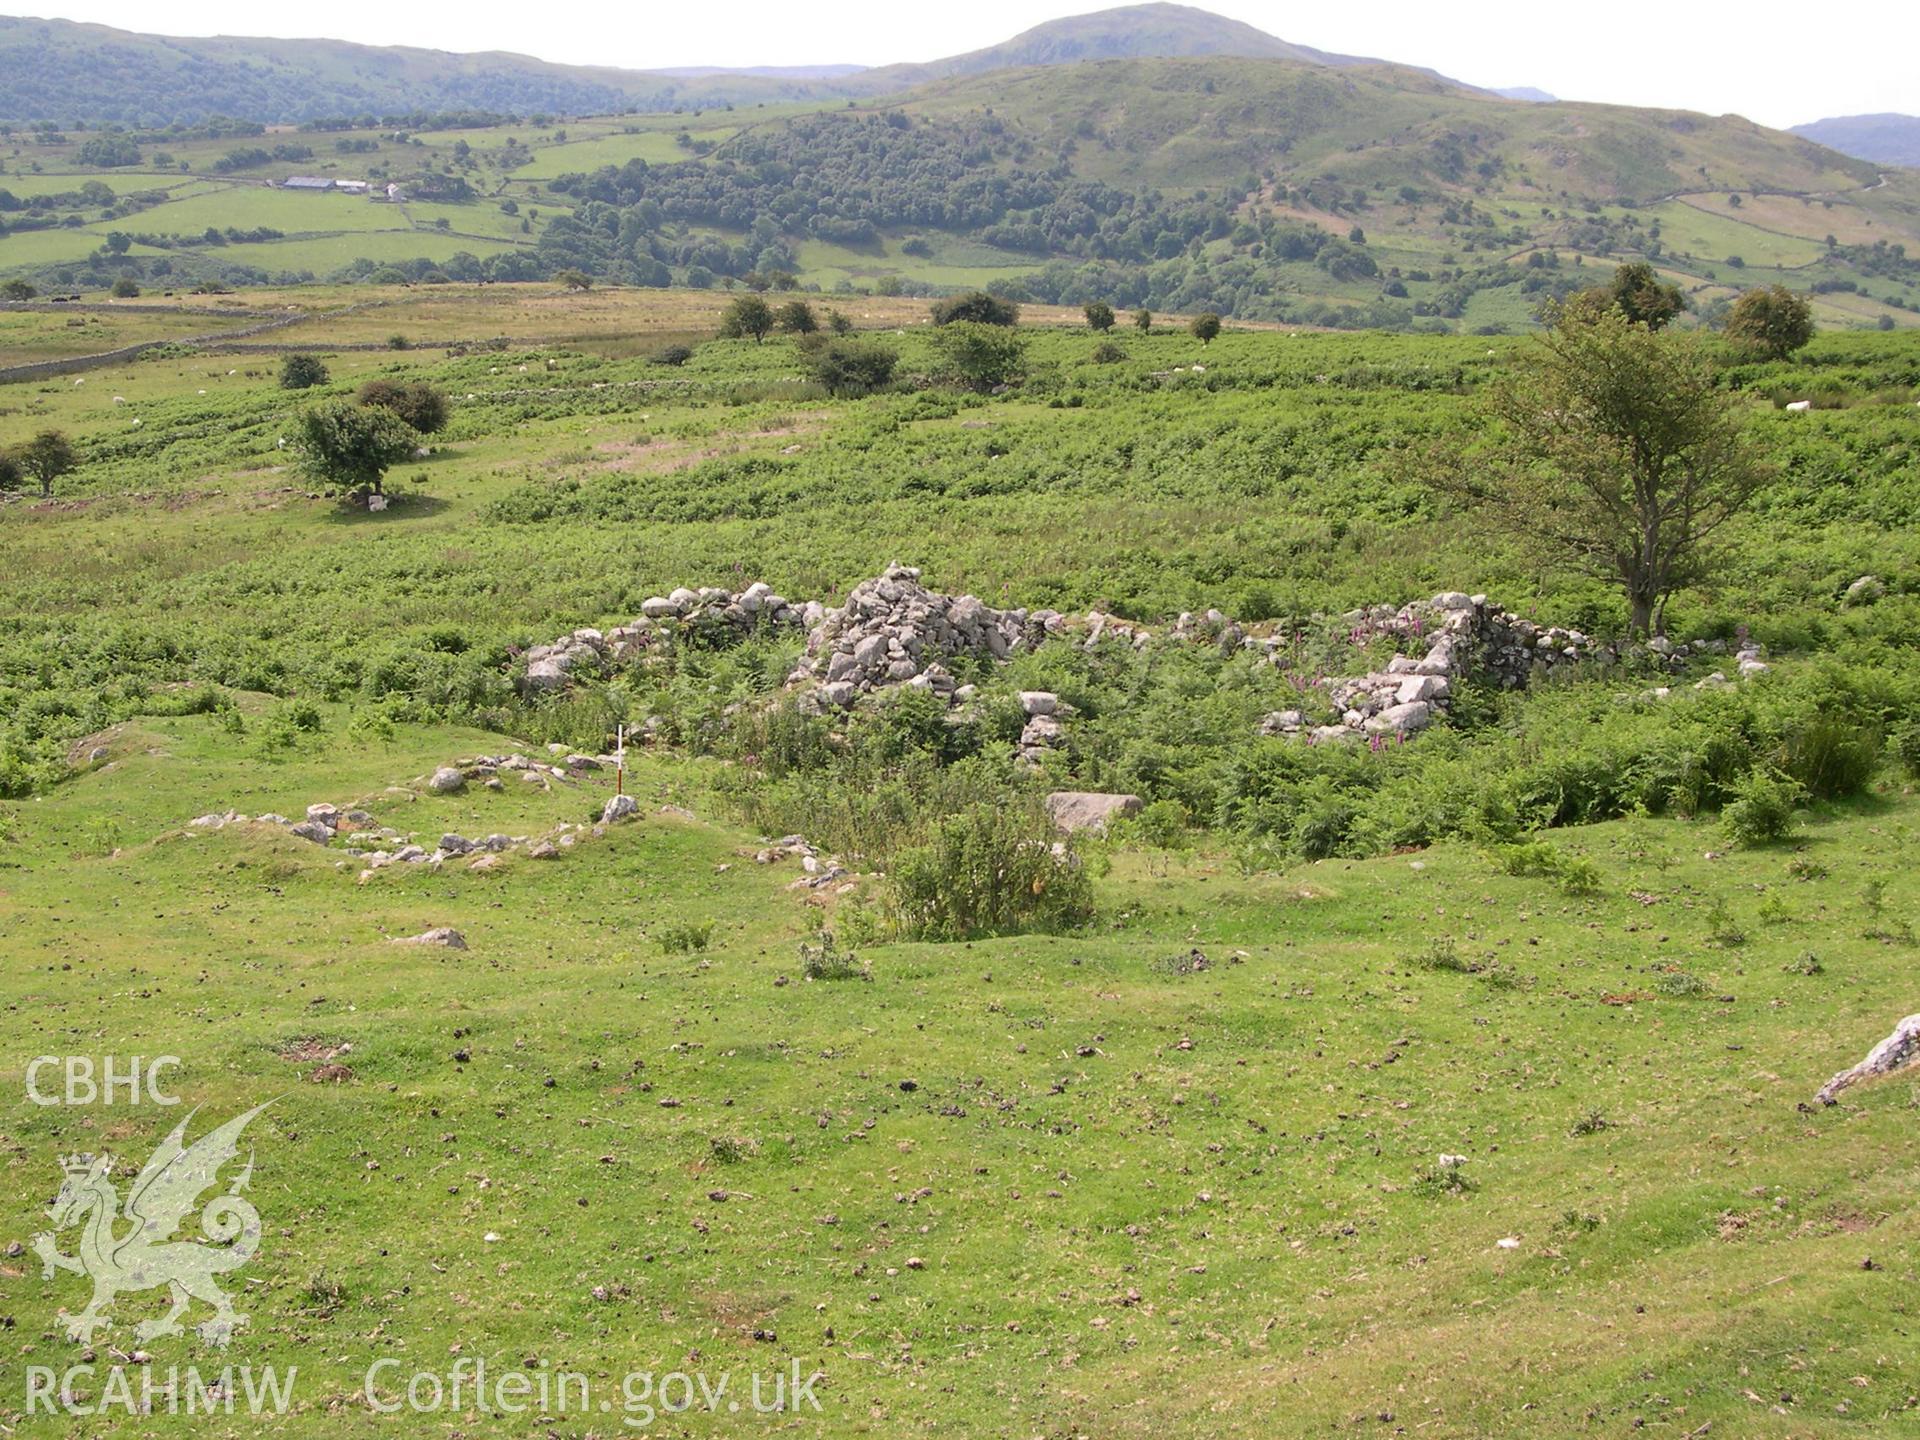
[0,5,1467,126]
[1495,86,1556,103]
[1790,113,1920,168]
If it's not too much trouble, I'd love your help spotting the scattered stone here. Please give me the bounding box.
[602,793,640,824]
[428,766,466,794]
[526,840,559,860]
[1844,575,1884,606]
[393,927,467,949]
[288,820,333,844]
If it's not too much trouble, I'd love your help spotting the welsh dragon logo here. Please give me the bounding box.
[32,1103,271,1347]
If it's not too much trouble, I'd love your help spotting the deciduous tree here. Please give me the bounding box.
[1724,285,1815,360]
[1448,305,1764,637]
[16,429,77,497]
[291,401,420,497]
[719,293,775,343]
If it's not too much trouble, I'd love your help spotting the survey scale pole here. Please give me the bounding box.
[616,723,625,797]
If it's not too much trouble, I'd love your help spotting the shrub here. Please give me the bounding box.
[929,322,1027,392]
[358,379,449,435]
[1491,838,1602,893]
[887,800,1093,939]
[653,344,693,366]
[718,293,774,343]
[775,299,818,334]
[655,918,715,954]
[1654,969,1708,998]
[109,276,140,298]
[1889,719,1920,780]
[1084,301,1115,331]
[1722,769,1802,846]
[929,290,1019,326]
[279,353,329,390]
[1190,312,1223,344]
[800,929,869,981]
[1090,340,1126,364]
[1412,935,1471,973]
[803,336,898,397]
[1778,717,1879,799]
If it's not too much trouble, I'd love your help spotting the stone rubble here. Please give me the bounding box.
[520,583,818,694]
[1254,592,1755,744]
[794,564,1069,709]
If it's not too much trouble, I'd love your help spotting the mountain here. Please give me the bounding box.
[1495,86,1556,103]
[0,6,1447,127]
[1790,113,1920,168]
[856,3,1393,89]
[0,15,854,125]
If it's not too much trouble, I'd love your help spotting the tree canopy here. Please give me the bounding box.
[719,293,775,343]
[15,430,78,497]
[1724,285,1815,360]
[1451,306,1764,636]
[292,401,421,496]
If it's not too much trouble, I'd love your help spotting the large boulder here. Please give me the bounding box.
[1045,791,1143,834]
[428,766,466,794]
[1364,700,1432,734]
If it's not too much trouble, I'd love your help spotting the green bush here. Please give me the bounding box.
[887,800,1093,940]
[279,354,329,390]
[655,918,715,954]
[1722,769,1802,847]
[929,322,1028,392]
[803,336,898,397]
[1778,716,1880,799]
[800,929,869,981]
[929,291,1019,326]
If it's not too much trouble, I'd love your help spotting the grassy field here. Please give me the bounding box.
[1,292,1918,1435]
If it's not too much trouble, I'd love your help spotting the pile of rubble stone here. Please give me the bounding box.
[520,583,822,694]
[793,564,1071,709]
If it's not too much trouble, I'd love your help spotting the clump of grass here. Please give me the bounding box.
[1150,948,1213,976]
[1786,855,1828,881]
[1704,897,1747,948]
[1654,969,1708,998]
[1489,838,1602,894]
[800,930,868,982]
[709,1135,758,1164]
[303,1270,347,1318]
[655,918,715,955]
[1411,1164,1474,1198]
[1412,935,1472,973]
[1569,1109,1609,1136]
[1757,891,1794,925]
[1722,769,1802,847]
[1553,1209,1603,1235]
[1782,952,1823,976]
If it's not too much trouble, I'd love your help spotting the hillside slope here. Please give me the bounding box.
[0,16,847,124]
[0,6,1447,126]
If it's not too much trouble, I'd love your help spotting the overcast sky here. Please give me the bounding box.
[30,1,1919,129]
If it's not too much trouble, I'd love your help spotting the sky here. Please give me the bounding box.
[24,0,1919,129]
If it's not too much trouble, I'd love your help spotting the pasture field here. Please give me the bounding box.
[1652,200,1828,270]
[1,292,1918,1436]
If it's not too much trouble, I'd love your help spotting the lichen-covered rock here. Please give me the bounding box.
[1045,792,1143,834]
[1817,1014,1920,1106]
[428,766,465,794]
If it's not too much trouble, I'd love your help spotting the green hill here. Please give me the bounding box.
[0,16,849,125]
[856,2,1407,89]
[3,25,1916,332]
